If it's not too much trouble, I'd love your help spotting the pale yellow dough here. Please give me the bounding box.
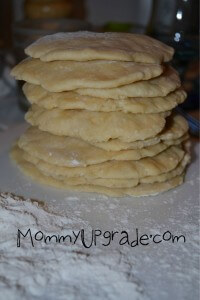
[11,146,184,197]
[141,152,190,183]
[23,83,186,114]
[92,114,189,151]
[21,145,184,179]
[9,31,190,197]
[13,144,190,189]
[18,126,184,167]
[11,57,163,92]
[77,66,180,99]
[25,31,174,64]
[25,105,168,143]
[18,144,190,187]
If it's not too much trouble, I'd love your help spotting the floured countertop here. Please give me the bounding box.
[0,123,199,300]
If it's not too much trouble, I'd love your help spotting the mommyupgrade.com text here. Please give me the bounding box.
[17,228,186,248]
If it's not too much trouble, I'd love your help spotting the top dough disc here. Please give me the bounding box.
[10,58,163,92]
[25,31,174,64]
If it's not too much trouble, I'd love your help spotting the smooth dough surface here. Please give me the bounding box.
[92,114,189,151]
[21,145,185,179]
[11,146,184,197]
[18,126,180,167]
[77,66,180,99]
[25,105,168,143]
[23,83,186,114]
[11,58,163,92]
[25,31,174,64]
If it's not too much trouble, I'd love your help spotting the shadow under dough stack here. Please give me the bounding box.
[11,31,190,197]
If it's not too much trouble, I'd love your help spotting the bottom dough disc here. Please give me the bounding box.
[11,146,185,197]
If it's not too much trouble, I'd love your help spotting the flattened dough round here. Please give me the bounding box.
[23,83,186,114]
[18,126,176,167]
[21,145,185,179]
[16,144,190,187]
[11,58,163,92]
[12,145,190,189]
[77,66,180,99]
[25,105,168,143]
[140,152,190,184]
[11,146,184,197]
[92,114,189,151]
[25,31,174,64]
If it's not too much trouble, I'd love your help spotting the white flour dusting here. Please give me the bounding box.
[0,193,147,300]
[70,159,81,166]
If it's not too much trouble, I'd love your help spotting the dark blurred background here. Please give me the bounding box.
[0,0,199,134]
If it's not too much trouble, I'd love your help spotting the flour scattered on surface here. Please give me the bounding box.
[65,196,80,201]
[0,193,147,300]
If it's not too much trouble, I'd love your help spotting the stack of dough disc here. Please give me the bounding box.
[11,31,190,197]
